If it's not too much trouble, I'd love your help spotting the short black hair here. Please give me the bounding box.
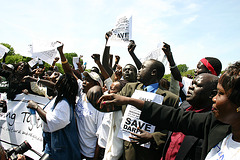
[124,64,137,75]
[150,59,165,80]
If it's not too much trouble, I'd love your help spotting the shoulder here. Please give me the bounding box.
[156,87,180,107]
[120,82,142,96]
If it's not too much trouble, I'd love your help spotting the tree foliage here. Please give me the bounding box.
[163,64,194,81]
[177,64,188,73]
[64,53,78,66]
[0,43,15,55]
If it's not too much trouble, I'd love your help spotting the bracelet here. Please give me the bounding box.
[170,64,177,69]
[61,59,68,64]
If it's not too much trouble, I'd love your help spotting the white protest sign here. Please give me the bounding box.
[73,57,79,69]
[0,44,10,59]
[31,41,61,65]
[182,77,193,95]
[0,93,50,159]
[140,42,168,67]
[118,90,164,148]
[28,57,39,68]
[108,15,132,46]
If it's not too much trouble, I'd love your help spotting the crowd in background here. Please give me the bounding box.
[0,32,239,160]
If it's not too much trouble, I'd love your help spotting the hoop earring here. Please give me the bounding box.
[236,107,240,112]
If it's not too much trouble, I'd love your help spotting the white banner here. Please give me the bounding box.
[118,90,164,148]
[0,93,50,159]
[108,15,132,45]
[31,41,61,65]
[0,44,10,59]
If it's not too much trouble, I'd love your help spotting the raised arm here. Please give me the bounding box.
[57,42,78,80]
[92,54,110,80]
[102,32,114,76]
[162,42,182,82]
[128,40,142,70]
[112,55,120,71]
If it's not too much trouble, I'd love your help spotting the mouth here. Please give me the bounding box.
[186,90,192,97]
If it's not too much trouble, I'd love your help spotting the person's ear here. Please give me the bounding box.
[151,69,157,76]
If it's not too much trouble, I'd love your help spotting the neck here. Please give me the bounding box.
[231,122,240,142]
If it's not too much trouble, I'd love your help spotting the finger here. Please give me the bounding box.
[137,127,145,133]
[130,132,141,137]
[129,136,140,140]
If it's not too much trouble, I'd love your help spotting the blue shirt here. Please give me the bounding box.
[143,83,159,93]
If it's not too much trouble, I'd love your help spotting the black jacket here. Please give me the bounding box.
[140,101,231,160]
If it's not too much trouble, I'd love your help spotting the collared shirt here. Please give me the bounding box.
[164,105,212,160]
[143,83,159,93]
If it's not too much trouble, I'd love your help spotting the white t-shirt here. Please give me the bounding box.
[96,112,112,148]
[206,133,240,160]
[75,79,104,158]
[43,98,70,132]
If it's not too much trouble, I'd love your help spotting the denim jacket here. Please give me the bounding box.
[43,98,81,160]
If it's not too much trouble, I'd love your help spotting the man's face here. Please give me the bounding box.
[137,60,153,84]
[108,81,121,94]
[186,74,213,108]
[82,76,97,93]
[194,61,210,77]
[122,65,137,82]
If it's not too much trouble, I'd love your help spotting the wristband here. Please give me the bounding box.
[61,59,68,64]
[170,64,177,69]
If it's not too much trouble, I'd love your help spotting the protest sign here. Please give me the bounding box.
[140,42,168,67]
[28,57,39,68]
[73,57,79,69]
[0,93,50,159]
[182,77,193,95]
[31,41,61,65]
[108,15,132,46]
[0,44,10,59]
[118,90,164,148]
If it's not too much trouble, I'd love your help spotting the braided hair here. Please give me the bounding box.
[54,73,78,109]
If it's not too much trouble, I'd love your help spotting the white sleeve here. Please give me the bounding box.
[46,100,70,132]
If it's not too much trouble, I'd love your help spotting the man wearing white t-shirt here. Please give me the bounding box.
[57,43,105,160]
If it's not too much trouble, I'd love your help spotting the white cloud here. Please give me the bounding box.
[183,15,198,24]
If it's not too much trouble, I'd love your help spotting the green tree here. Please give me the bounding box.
[0,43,15,55]
[5,54,24,64]
[177,64,188,73]
[64,53,78,66]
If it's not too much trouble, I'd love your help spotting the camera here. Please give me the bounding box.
[6,141,32,160]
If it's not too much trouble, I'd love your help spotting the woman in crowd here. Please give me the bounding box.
[98,61,240,159]
[27,73,81,160]
[0,62,33,100]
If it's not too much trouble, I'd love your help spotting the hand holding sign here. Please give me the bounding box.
[128,40,136,53]
[130,127,154,145]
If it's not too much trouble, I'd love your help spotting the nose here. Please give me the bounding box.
[212,95,217,103]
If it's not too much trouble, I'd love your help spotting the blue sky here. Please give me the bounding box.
[1,0,239,73]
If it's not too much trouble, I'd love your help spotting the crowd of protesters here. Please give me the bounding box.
[0,31,239,160]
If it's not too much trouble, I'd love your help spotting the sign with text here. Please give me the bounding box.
[0,93,50,159]
[31,41,61,65]
[140,42,168,67]
[118,90,164,148]
[108,15,132,45]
